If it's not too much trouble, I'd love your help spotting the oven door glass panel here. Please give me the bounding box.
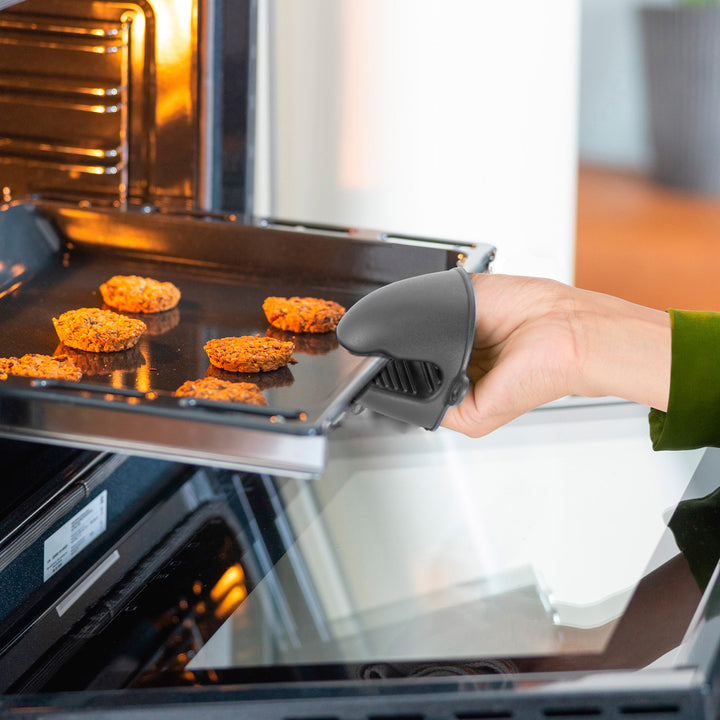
[185,401,709,678]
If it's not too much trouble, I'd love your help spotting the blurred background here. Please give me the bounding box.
[253,0,720,311]
[577,0,720,311]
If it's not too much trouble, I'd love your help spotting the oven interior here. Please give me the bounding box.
[0,0,253,211]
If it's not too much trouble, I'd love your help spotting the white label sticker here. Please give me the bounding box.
[43,490,108,582]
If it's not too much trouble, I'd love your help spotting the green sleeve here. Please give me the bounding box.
[650,309,720,450]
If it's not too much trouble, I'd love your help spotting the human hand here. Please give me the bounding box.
[441,273,671,438]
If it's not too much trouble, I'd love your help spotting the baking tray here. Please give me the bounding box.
[0,201,494,477]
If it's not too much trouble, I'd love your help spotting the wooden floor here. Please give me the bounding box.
[575,165,720,311]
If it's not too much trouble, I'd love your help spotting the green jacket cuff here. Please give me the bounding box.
[651,309,720,450]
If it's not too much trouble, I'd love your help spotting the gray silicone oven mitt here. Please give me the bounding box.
[336,266,476,430]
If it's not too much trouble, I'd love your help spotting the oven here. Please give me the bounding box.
[2,1,720,719]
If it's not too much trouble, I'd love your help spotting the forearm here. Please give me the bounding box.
[570,288,671,412]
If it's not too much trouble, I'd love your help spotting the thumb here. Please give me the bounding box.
[441,366,525,438]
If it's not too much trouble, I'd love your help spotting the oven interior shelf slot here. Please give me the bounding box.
[0,12,126,55]
[0,12,125,38]
[0,32,124,53]
[0,133,125,177]
[0,136,121,161]
[0,72,124,97]
[0,154,124,177]
[0,95,123,113]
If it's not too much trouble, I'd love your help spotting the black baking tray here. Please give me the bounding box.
[0,201,494,477]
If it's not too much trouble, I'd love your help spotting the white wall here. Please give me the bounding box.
[255,0,580,283]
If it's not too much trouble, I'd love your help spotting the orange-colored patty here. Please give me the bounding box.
[204,335,295,373]
[263,296,346,333]
[100,275,181,314]
[175,377,267,405]
[0,353,82,381]
[53,308,146,352]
